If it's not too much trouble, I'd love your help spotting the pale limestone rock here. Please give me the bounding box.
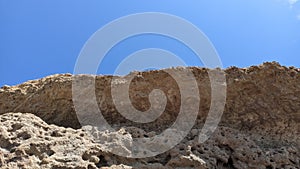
[0,62,299,168]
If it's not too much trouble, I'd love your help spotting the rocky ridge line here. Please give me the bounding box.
[0,62,299,168]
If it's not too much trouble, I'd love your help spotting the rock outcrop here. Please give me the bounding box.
[0,62,299,168]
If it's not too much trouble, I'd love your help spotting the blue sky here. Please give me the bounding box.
[1,0,300,86]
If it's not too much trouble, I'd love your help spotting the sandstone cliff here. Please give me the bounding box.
[0,62,299,168]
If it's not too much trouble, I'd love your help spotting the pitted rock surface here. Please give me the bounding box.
[0,62,299,168]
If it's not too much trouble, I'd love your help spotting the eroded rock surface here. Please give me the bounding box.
[0,62,299,168]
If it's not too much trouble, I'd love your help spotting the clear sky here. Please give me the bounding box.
[1,0,300,87]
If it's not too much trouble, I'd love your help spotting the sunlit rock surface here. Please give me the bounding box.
[0,62,299,168]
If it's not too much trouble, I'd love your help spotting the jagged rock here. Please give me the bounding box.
[0,113,109,169]
[0,62,299,168]
[0,113,298,168]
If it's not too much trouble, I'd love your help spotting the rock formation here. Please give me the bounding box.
[0,62,299,168]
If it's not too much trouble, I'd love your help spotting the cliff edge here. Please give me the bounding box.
[0,62,299,168]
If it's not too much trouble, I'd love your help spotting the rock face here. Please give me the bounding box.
[0,62,299,168]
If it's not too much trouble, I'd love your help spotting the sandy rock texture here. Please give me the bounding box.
[0,62,299,168]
